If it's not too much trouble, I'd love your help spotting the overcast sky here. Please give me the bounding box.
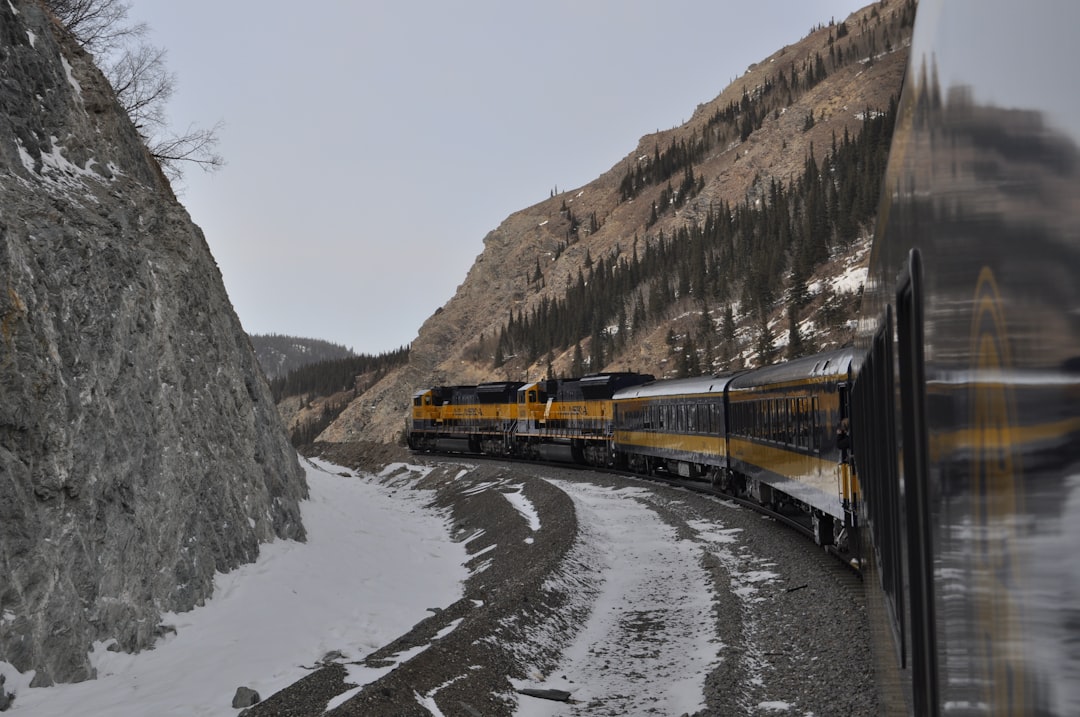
[125,0,869,356]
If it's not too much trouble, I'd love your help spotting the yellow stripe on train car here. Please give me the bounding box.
[440,403,520,421]
[613,430,727,457]
[543,399,612,421]
[728,437,838,478]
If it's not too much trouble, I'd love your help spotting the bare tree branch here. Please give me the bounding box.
[105,43,173,133]
[44,0,224,182]
[149,121,225,181]
[47,0,145,56]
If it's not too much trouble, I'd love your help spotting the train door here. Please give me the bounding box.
[836,381,857,523]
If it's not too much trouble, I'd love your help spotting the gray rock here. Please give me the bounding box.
[0,0,307,686]
[232,686,261,708]
[0,673,13,711]
[517,688,572,702]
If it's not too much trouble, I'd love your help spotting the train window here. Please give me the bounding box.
[770,400,778,442]
[779,399,786,443]
[798,397,809,449]
[790,400,797,445]
[779,400,786,445]
[854,304,905,673]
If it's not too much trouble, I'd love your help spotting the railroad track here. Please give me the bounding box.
[411,448,865,580]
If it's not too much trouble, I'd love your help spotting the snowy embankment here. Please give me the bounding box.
[0,458,468,716]
[512,481,719,716]
[3,458,877,715]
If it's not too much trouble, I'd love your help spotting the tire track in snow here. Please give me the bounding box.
[516,480,719,716]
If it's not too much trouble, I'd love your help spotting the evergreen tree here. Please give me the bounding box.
[720,304,738,366]
[755,308,777,366]
[678,335,700,377]
[572,342,585,377]
[786,304,804,360]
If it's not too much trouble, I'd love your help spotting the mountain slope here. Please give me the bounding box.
[319,0,912,445]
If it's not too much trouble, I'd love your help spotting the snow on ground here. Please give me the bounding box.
[502,485,541,543]
[2,462,803,716]
[512,481,719,716]
[0,458,469,717]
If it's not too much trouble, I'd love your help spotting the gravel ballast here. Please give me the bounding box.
[246,443,878,716]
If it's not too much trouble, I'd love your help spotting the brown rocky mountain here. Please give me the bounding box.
[312,0,912,446]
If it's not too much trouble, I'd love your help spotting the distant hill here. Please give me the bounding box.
[249,334,356,379]
[264,345,410,448]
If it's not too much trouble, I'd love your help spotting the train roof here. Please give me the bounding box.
[613,373,739,400]
[728,347,859,390]
[477,381,524,394]
[476,381,524,402]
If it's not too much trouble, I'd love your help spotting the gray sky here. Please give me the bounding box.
[127,0,869,356]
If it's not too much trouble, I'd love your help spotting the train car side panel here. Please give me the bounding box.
[857,1,1080,712]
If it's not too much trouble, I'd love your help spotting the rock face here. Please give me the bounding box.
[0,0,308,686]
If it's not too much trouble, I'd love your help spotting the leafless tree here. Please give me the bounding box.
[45,0,224,181]
[149,120,225,179]
[47,0,145,55]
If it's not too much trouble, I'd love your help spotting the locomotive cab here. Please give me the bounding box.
[410,388,439,428]
[516,381,550,434]
[407,386,454,450]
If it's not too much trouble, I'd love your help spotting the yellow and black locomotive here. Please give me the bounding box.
[408,354,857,547]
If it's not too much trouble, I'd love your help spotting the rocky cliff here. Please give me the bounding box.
[0,0,308,686]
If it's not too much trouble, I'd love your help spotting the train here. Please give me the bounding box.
[409,0,1080,713]
[408,347,860,550]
